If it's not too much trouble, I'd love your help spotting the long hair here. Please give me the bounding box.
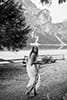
[29,46,38,59]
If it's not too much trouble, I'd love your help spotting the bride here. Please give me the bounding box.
[25,46,41,96]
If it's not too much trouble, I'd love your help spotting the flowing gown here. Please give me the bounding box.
[26,53,40,91]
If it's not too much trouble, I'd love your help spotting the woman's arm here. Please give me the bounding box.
[30,53,41,65]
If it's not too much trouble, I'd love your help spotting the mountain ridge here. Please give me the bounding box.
[16,0,67,49]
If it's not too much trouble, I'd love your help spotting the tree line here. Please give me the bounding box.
[0,0,31,51]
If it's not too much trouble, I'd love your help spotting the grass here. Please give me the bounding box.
[0,61,67,100]
[0,63,26,80]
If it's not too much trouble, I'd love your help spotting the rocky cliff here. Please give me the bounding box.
[16,0,67,49]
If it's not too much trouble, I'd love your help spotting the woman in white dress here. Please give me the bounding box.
[25,46,41,96]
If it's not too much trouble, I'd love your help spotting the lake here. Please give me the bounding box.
[0,49,67,59]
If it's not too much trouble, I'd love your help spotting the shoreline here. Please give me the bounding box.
[0,49,67,59]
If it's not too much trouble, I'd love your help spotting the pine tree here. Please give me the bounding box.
[58,0,66,4]
[40,0,66,4]
[40,0,50,5]
[0,0,31,51]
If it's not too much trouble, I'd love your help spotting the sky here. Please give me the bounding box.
[31,0,67,23]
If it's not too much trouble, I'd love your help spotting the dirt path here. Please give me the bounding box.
[0,61,67,100]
